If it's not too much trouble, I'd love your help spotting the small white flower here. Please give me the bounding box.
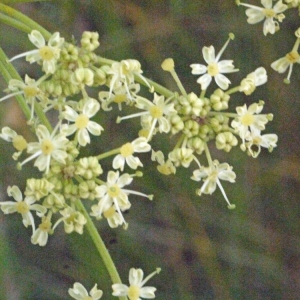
[190,34,238,90]
[238,0,288,35]
[151,150,176,175]
[191,160,236,208]
[107,59,150,99]
[9,30,64,74]
[99,83,140,111]
[31,214,52,246]
[231,101,269,142]
[271,37,300,83]
[0,185,46,233]
[244,128,278,157]
[0,126,27,160]
[58,206,87,234]
[112,267,161,300]
[118,93,176,141]
[62,98,103,147]
[94,171,152,227]
[239,67,268,95]
[113,137,151,171]
[22,124,68,174]
[69,282,103,300]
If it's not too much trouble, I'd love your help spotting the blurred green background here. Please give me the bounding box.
[0,0,299,299]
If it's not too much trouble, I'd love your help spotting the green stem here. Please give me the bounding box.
[0,3,50,38]
[74,199,127,300]
[0,12,31,32]
[96,147,120,160]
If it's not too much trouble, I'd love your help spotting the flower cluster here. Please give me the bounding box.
[0,30,277,245]
[68,267,160,300]
[237,1,300,83]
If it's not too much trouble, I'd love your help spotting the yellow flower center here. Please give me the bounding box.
[263,8,275,18]
[128,285,140,300]
[75,114,89,129]
[41,139,54,155]
[103,206,116,219]
[39,46,55,61]
[39,219,52,232]
[252,136,262,145]
[120,143,134,157]
[16,201,29,214]
[241,113,254,126]
[285,50,300,63]
[108,185,120,198]
[114,94,127,104]
[150,105,163,118]
[207,62,219,76]
[13,135,27,151]
[83,297,92,300]
[157,164,172,175]
[23,86,39,98]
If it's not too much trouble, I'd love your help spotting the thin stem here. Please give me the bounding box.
[0,3,50,38]
[96,147,120,160]
[0,12,31,32]
[74,199,127,300]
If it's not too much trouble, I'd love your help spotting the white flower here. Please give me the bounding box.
[22,124,68,174]
[239,67,268,95]
[99,83,140,111]
[238,0,288,35]
[191,160,236,208]
[117,93,176,141]
[69,282,103,300]
[113,137,151,171]
[112,268,161,300]
[151,150,176,175]
[271,37,300,83]
[58,206,87,234]
[9,30,64,74]
[0,126,27,160]
[94,171,152,227]
[190,34,238,90]
[244,128,278,157]
[0,185,46,233]
[107,59,150,99]
[62,98,103,146]
[31,215,52,246]
[231,101,269,142]
[91,202,123,228]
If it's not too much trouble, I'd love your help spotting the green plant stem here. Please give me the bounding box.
[74,199,127,300]
[0,3,50,37]
[0,12,31,32]
[96,147,120,160]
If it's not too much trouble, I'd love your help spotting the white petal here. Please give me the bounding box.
[202,46,216,64]
[28,30,45,48]
[246,9,265,24]
[87,121,103,136]
[196,74,212,90]
[83,99,100,117]
[77,129,90,146]
[215,73,231,90]
[190,63,207,75]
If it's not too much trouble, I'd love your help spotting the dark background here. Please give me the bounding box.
[0,1,299,299]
